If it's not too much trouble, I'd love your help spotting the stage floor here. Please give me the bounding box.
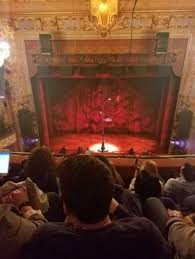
[50,133,159,154]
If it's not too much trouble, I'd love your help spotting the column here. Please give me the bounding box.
[160,72,176,151]
[37,79,50,146]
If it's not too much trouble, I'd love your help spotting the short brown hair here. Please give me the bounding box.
[58,155,114,224]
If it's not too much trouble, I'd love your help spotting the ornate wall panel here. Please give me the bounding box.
[0,133,17,149]
[0,22,37,150]
[0,13,193,34]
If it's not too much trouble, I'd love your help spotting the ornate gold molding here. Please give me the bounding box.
[0,133,16,148]
[0,13,194,33]
[0,18,14,40]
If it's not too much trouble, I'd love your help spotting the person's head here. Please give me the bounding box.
[96,155,124,186]
[76,146,83,154]
[128,148,135,155]
[140,160,158,176]
[134,170,161,200]
[181,163,195,182]
[181,195,195,216]
[24,146,55,184]
[58,155,114,224]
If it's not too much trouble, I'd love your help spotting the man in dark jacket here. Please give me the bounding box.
[24,155,171,259]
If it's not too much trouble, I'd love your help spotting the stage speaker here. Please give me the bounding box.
[175,110,193,139]
[18,108,34,138]
[39,34,52,54]
[156,32,169,53]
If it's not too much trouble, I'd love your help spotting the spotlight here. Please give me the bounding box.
[89,143,119,152]
[24,137,39,146]
[171,139,187,148]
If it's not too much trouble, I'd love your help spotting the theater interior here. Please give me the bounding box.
[2,3,195,259]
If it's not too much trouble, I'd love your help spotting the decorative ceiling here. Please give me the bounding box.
[0,0,195,15]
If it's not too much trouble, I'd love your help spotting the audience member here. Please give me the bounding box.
[76,146,84,154]
[134,170,162,201]
[180,195,195,218]
[134,170,175,211]
[143,197,195,259]
[129,159,163,191]
[112,182,142,217]
[168,213,195,259]
[45,192,64,222]
[23,155,171,259]
[96,155,125,186]
[96,156,141,216]
[143,197,169,233]
[0,178,64,222]
[0,186,46,259]
[164,163,195,205]
[23,147,59,193]
[59,146,67,155]
[127,147,136,155]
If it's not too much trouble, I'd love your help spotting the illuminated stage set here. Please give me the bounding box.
[25,38,186,154]
[31,75,179,154]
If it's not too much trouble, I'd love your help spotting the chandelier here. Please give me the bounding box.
[90,0,119,38]
[0,40,10,67]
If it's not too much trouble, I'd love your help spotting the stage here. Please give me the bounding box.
[49,133,159,154]
[30,76,179,154]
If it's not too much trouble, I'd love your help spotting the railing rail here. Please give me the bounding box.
[10,151,195,159]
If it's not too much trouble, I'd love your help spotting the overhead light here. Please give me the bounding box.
[99,2,109,14]
[90,0,118,38]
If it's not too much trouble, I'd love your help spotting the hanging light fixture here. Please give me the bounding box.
[0,40,10,67]
[90,0,118,38]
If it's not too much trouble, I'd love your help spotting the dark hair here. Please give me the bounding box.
[24,146,58,193]
[181,163,195,182]
[181,195,195,216]
[58,155,113,224]
[96,155,125,186]
[134,170,161,200]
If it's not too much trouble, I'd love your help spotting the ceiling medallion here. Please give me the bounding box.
[90,0,119,37]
